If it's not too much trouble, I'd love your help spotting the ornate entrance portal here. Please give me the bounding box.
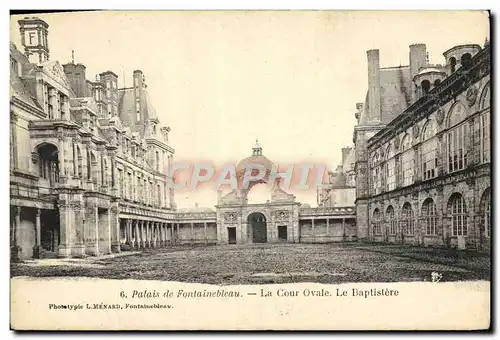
[248,212,267,243]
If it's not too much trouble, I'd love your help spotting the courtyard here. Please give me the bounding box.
[10,243,490,285]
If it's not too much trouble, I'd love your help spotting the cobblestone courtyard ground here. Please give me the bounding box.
[11,243,490,285]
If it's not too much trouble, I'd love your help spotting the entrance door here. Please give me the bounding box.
[278,225,287,241]
[228,227,236,244]
[248,212,267,243]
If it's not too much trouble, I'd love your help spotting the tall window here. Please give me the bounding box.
[480,84,491,164]
[401,203,414,235]
[480,188,491,238]
[421,120,438,180]
[371,152,382,195]
[372,209,382,236]
[385,146,396,191]
[446,103,468,173]
[449,193,467,236]
[401,135,414,187]
[386,206,397,235]
[422,198,437,235]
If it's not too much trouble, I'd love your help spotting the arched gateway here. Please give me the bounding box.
[248,212,267,243]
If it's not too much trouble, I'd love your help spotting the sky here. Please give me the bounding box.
[10,11,490,209]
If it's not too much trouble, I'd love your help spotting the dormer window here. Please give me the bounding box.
[461,53,472,68]
[450,57,457,72]
[421,80,431,95]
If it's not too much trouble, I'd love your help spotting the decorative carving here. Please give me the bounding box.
[466,86,478,107]
[394,136,400,150]
[276,210,289,221]
[224,212,237,223]
[412,124,420,139]
[436,109,445,125]
[31,152,39,164]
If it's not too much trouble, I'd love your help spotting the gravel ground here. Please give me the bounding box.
[10,243,490,285]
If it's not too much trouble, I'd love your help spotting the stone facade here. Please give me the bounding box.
[10,17,176,260]
[353,41,491,251]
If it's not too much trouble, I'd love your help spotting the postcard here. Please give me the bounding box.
[9,10,491,331]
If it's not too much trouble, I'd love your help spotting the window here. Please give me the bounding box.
[480,113,490,163]
[371,152,382,195]
[480,84,490,110]
[421,120,438,180]
[422,198,436,235]
[106,80,111,88]
[449,193,467,236]
[386,206,397,235]
[156,151,160,172]
[421,80,431,95]
[461,53,472,67]
[401,135,414,187]
[372,209,382,236]
[401,203,414,235]
[450,57,457,73]
[480,189,491,238]
[446,103,468,173]
[385,146,396,191]
[157,184,162,207]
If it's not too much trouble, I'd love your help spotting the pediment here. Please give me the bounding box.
[41,61,72,90]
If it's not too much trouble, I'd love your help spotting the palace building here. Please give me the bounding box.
[10,17,176,260]
[11,16,489,261]
[353,41,491,251]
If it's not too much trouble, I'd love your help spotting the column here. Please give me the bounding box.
[33,208,42,258]
[204,222,208,245]
[311,218,315,243]
[153,222,157,248]
[109,203,120,253]
[84,202,99,256]
[326,218,330,239]
[58,200,72,258]
[11,206,21,261]
[58,136,65,179]
[342,218,346,241]
[71,201,86,257]
[135,220,141,249]
[177,223,181,245]
[191,222,194,245]
[146,221,151,248]
[141,220,146,248]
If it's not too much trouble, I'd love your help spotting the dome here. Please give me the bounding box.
[235,140,275,179]
[236,155,275,177]
[301,203,311,208]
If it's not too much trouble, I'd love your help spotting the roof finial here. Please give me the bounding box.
[72,50,75,64]
[252,139,262,156]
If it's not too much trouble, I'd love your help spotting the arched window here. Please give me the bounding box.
[372,209,382,236]
[37,143,59,184]
[422,198,436,235]
[371,152,382,195]
[386,206,397,235]
[401,202,414,235]
[421,120,438,180]
[449,193,467,236]
[385,145,396,191]
[461,53,472,67]
[400,134,414,187]
[480,188,491,238]
[450,57,457,73]
[421,80,431,95]
[446,103,469,172]
[480,83,490,110]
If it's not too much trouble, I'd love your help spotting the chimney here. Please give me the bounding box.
[367,49,381,123]
[63,62,87,97]
[409,43,427,102]
[341,147,352,164]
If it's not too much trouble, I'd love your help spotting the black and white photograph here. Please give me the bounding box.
[8,9,491,331]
